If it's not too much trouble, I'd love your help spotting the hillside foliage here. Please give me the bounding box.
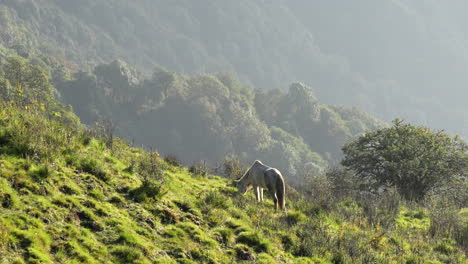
[0,101,467,263]
[342,120,468,201]
[0,0,467,139]
[54,59,386,185]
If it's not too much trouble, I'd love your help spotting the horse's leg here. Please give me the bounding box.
[254,186,260,201]
[273,192,278,210]
[260,188,264,202]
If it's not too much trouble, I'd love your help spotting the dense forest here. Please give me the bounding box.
[0,0,467,263]
[0,0,467,138]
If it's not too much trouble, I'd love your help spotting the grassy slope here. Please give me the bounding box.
[0,104,466,264]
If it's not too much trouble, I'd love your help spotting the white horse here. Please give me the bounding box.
[234,160,286,211]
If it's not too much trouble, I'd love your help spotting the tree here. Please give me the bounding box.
[341,120,467,201]
[2,57,54,104]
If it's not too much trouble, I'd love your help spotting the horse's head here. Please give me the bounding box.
[233,179,252,194]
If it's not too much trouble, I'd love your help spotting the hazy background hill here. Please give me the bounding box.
[0,0,466,136]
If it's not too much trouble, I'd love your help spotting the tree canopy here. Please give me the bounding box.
[341,120,468,201]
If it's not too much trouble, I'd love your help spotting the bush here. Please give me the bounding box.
[299,174,334,211]
[164,154,181,167]
[341,120,467,201]
[223,155,246,179]
[359,188,401,228]
[189,161,208,177]
[326,167,361,200]
[136,152,165,184]
[427,198,467,251]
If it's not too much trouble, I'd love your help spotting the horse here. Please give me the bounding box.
[234,160,286,211]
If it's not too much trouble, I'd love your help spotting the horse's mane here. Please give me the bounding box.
[237,160,264,181]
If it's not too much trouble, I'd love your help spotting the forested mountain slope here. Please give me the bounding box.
[55,59,385,184]
[1,0,466,138]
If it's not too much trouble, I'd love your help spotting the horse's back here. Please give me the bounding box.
[264,168,284,186]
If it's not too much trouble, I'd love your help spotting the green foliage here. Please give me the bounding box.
[57,60,383,185]
[129,180,165,203]
[164,154,181,167]
[0,87,466,263]
[342,119,468,201]
[110,245,144,263]
[188,161,208,177]
[129,151,167,202]
[223,155,246,179]
[236,231,272,253]
[76,156,108,181]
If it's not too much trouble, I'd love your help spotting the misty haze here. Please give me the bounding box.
[0,1,466,263]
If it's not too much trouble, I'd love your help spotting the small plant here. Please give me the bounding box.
[202,191,228,209]
[137,151,165,184]
[234,244,255,261]
[111,245,143,263]
[284,211,306,226]
[0,192,16,209]
[433,238,457,255]
[89,118,115,150]
[31,164,50,181]
[129,180,166,203]
[77,157,107,181]
[130,151,166,202]
[236,231,271,253]
[164,154,181,167]
[189,160,208,177]
[223,155,245,179]
[427,198,467,250]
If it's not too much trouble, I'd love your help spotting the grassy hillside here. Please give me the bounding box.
[0,103,467,263]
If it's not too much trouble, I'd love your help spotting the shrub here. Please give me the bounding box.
[359,188,401,228]
[223,155,246,179]
[427,198,467,251]
[299,174,334,211]
[326,166,361,200]
[164,154,181,167]
[89,118,114,149]
[136,152,165,184]
[189,161,208,177]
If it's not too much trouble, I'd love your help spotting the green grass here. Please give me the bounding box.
[0,103,466,263]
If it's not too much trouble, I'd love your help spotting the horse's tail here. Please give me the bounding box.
[276,174,286,211]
